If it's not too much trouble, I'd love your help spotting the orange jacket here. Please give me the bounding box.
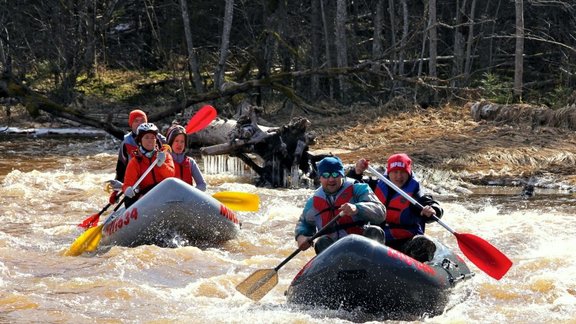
[122,147,175,195]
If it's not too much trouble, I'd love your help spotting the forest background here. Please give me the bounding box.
[1,0,576,189]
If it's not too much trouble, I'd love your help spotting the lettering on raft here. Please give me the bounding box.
[104,208,139,236]
[387,247,436,275]
[219,204,239,224]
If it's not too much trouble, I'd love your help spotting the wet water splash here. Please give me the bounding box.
[0,138,575,323]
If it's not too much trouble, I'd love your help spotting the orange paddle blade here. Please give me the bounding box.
[455,232,513,280]
[185,105,217,134]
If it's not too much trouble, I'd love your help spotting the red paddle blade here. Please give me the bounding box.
[185,105,217,134]
[455,232,513,280]
[78,213,100,229]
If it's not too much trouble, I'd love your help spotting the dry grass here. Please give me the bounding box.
[305,103,576,187]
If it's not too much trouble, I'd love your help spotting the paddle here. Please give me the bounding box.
[185,104,217,134]
[77,105,218,229]
[65,157,160,256]
[212,191,259,212]
[236,211,344,301]
[367,165,512,280]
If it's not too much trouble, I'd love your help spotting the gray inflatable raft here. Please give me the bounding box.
[100,178,240,247]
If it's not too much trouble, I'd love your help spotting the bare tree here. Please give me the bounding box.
[310,0,322,97]
[514,0,524,101]
[398,0,408,76]
[372,0,384,67]
[388,0,397,74]
[214,0,234,91]
[179,0,203,93]
[463,0,478,83]
[335,0,349,96]
[428,0,438,103]
[451,0,468,88]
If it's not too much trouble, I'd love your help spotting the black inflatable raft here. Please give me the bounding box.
[285,234,474,318]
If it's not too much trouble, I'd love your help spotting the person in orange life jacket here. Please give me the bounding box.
[294,156,386,255]
[122,123,175,208]
[165,124,207,191]
[347,154,443,262]
[109,109,166,204]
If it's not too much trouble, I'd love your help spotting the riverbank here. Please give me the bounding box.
[306,102,576,192]
[3,101,576,192]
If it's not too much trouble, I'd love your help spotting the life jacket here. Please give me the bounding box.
[173,157,194,186]
[121,133,139,164]
[312,181,366,240]
[374,177,424,242]
[127,150,168,195]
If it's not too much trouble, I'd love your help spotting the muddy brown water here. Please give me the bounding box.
[1,136,574,323]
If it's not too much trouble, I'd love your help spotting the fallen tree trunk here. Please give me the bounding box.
[469,100,576,131]
[192,102,326,188]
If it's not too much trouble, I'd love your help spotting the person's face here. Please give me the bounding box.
[141,133,156,151]
[171,134,186,154]
[388,169,410,187]
[320,172,343,194]
[131,117,146,133]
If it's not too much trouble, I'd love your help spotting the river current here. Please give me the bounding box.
[0,136,575,323]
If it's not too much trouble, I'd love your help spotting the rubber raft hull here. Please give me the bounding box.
[100,178,240,247]
[285,234,473,318]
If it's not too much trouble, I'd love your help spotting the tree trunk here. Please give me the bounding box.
[514,0,524,101]
[463,0,478,83]
[320,0,335,99]
[428,0,438,103]
[335,0,349,98]
[196,104,320,188]
[451,0,468,89]
[388,0,397,74]
[399,0,408,76]
[179,0,204,93]
[372,0,384,66]
[214,0,234,91]
[310,0,322,97]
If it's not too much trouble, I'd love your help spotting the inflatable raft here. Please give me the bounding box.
[285,234,474,318]
[100,178,240,247]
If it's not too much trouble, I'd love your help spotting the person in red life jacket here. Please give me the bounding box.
[347,154,443,262]
[295,156,386,255]
[108,109,166,204]
[165,124,207,191]
[122,123,175,208]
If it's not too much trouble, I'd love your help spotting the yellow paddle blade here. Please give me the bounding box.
[212,191,260,212]
[235,269,278,301]
[64,224,103,256]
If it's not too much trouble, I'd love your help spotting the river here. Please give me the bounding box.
[1,136,575,323]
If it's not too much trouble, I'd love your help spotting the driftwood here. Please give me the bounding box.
[192,102,324,188]
[470,100,576,131]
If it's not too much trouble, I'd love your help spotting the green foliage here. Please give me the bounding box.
[76,70,176,104]
[477,73,513,104]
[547,85,572,109]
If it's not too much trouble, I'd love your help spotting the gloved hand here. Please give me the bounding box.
[125,186,137,198]
[156,151,166,167]
[106,179,123,192]
[161,143,172,153]
[109,191,118,204]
